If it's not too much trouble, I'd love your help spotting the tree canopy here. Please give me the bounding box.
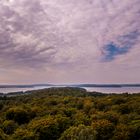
[0,87,140,140]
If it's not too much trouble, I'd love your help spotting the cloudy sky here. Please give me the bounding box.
[0,0,140,84]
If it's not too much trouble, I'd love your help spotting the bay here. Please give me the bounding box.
[0,86,140,94]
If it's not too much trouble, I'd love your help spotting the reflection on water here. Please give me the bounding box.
[0,86,140,94]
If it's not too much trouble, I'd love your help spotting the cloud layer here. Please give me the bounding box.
[0,0,140,84]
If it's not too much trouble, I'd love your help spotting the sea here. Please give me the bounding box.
[0,86,140,94]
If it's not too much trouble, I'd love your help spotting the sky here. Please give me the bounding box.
[0,0,140,84]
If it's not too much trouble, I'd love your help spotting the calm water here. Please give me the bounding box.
[0,86,140,94]
[0,86,49,94]
[84,87,140,93]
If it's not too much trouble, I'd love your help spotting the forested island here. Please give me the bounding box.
[0,87,140,140]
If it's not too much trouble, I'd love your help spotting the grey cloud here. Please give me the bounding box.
[0,0,140,69]
[0,0,59,68]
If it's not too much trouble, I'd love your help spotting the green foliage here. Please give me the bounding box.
[11,128,35,140]
[0,87,140,140]
[0,102,4,110]
[73,111,91,126]
[129,120,140,139]
[0,129,8,140]
[27,115,71,140]
[6,107,36,125]
[117,103,132,114]
[55,115,72,133]
[92,119,115,140]
[59,125,97,140]
[92,111,119,124]
[28,117,60,140]
[112,124,132,140]
[2,120,18,134]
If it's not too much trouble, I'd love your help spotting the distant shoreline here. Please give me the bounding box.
[0,86,140,96]
[1,84,140,88]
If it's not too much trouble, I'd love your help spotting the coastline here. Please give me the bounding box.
[0,86,140,97]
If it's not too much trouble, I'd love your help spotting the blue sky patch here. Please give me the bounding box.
[102,30,140,62]
[102,43,130,61]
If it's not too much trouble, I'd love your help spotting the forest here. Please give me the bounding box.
[0,87,140,140]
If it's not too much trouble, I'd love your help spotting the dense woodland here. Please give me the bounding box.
[0,87,140,140]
